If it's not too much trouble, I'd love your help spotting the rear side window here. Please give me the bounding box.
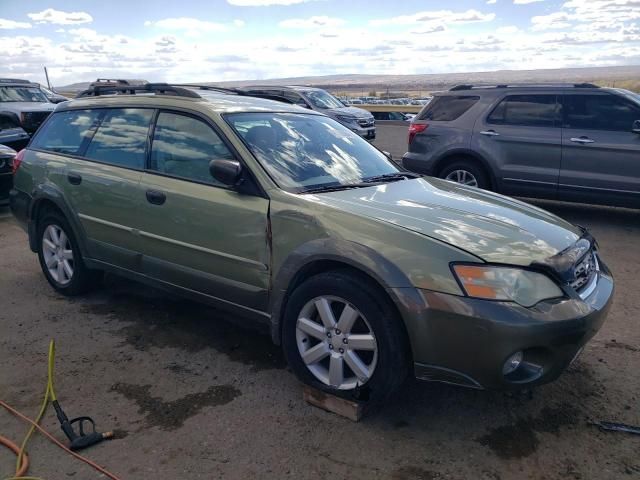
[31,110,103,155]
[84,108,153,169]
[417,96,479,121]
[563,94,640,132]
[487,95,559,127]
[150,112,235,185]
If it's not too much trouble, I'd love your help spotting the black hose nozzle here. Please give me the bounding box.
[52,400,113,451]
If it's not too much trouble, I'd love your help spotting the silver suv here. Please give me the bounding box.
[239,86,376,139]
[402,84,640,208]
[0,79,56,134]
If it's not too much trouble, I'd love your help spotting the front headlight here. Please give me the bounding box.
[452,264,563,307]
[336,115,357,124]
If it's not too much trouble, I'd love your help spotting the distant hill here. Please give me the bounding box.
[57,65,640,94]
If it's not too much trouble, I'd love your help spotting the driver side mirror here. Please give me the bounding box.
[209,159,243,186]
[633,120,640,134]
[383,151,393,161]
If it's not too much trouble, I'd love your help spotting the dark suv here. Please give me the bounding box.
[403,84,640,208]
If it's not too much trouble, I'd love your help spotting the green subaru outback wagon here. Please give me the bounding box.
[10,84,613,403]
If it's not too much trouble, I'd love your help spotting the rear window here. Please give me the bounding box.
[417,95,479,121]
[487,95,559,127]
[31,110,103,155]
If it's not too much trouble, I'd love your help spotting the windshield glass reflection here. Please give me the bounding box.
[226,112,398,191]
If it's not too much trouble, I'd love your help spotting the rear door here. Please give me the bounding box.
[32,107,152,270]
[559,93,640,208]
[472,94,562,199]
[135,110,270,312]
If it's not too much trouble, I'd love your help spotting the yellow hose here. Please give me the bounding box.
[3,340,57,480]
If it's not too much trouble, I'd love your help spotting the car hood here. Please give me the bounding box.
[1,102,55,112]
[326,106,373,119]
[305,177,581,265]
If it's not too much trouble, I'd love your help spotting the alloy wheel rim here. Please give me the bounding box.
[296,296,378,390]
[445,169,478,187]
[42,224,74,285]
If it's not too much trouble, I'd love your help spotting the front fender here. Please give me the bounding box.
[269,237,422,345]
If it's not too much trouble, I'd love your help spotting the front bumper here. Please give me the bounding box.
[393,264,614,390]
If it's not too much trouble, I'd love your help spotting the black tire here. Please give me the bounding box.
[439,159,490,190]
[36,210,102,296]
[282,270,410,405]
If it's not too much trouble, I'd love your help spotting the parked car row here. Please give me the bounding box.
[343,96,432,106]
[403,83,640,209]
[9,82,613,405]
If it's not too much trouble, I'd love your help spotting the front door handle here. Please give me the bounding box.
[480,130,500,137]
[570,136,595,144]
[67,173,82,185]
[146,190,166,205]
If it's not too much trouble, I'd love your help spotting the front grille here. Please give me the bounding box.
[569,250,598,292]
[357,118,375,128]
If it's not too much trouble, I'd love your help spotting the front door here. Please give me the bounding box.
[135,110,270,312]
[472,93,562,198]
[559,93,640,208]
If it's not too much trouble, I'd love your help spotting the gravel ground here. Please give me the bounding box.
[1,133,639,479]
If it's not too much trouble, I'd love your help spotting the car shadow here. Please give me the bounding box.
[524,198,640,230]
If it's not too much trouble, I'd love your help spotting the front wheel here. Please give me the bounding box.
[37,211,102,296]
[282,271,410,404]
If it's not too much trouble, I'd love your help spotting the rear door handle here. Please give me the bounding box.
[67,173,82,185]
[146,189,166,205]
[570,137,595,144]
[480,130,500,137]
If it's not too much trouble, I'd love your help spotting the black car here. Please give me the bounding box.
[0,144,15,206]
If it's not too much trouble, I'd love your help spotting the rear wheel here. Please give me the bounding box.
[282,271,410,404]
[439,160,490,190]
[37,211,102,296]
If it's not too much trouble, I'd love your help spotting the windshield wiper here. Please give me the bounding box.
[362,172,422,183]
[301,182,379,194]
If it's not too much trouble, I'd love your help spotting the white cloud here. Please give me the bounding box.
[531,12,571,31]
[28,8,92,25]
[370,10,496,27]
[144,17,231,32]
[227,0,316,5]
[496,26,519,34]
[514,0,543,4]
[279,16,345,29]
[0,19,32,29]
[487,0,497,4]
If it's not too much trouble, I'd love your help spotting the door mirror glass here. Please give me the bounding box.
[632,120,640,134]
[209,159,243,186]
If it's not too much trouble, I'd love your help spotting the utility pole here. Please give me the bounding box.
[44,66,51,89]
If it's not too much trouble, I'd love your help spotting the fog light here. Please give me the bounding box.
[503,351,523,376]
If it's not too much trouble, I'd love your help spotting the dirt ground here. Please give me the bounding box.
[1,160,639,479]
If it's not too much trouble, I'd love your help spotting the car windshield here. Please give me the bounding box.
[303,90,345,110]
[226,112,400,192]
[0,86,48,103]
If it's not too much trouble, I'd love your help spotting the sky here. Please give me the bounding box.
[0,0,639,86]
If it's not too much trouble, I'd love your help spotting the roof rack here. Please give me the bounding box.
[77,82,202,98]
[449,83,600,91]
[170,83,243,95]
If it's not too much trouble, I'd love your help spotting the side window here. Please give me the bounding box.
[283,92,309,108]
[487,95,559,127]
[85,108,152,169]
[150,112,235,185]
[563,95,640,132]
[30,110,103,155]
[417,96,480,121]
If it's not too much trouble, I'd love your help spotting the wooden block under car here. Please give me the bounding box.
[302,385,365,421]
